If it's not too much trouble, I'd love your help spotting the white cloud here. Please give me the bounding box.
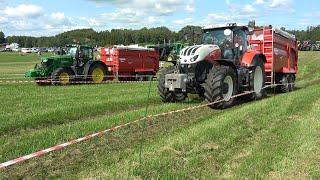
[4,4,43,18]
[51,12,65,21]
[173,17,193,25]
[254,0,265,4]
[243,4,256,13]
[269,0,293,9]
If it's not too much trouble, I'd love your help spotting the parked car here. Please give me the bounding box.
[21,48,32,53]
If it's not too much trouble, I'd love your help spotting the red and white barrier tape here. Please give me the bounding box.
[0,80,156,85]
[0,90,254,170]
[1,79,318,170]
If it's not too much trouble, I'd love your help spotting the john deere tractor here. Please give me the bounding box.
[25,44,108,85]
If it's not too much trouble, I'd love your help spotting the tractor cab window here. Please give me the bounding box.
[88,48,93,59]
[233,29,248,54]
[41,59,53,67]
[203,29,232,48]
[80,48,90,60]
[66,47,78,58]
[203,29,233,59]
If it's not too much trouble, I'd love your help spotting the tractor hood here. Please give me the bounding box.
[25,55,73,78]
[179,45,221,65]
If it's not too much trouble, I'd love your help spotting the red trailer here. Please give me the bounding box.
[99,45,160,81]
[248,27,298,90]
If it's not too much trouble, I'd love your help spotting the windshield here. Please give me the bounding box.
[41,59,53,67]
[202,29,232,48]
[66,47,77,57]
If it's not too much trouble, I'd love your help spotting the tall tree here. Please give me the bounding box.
[0,31,5,44]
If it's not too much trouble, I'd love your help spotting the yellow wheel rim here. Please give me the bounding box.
[92,68,104,83]
[59,72,70,85]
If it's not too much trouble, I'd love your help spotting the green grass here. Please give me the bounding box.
[0,51,319,179]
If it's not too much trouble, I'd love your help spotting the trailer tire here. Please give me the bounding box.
[204,65,237,109]
[158,66,187,102]
[87,63,107,84]
[278,74,295,93]
[52,68,74,86]
[249,60,266,100]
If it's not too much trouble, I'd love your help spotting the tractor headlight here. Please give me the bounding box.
[190,55,199,62]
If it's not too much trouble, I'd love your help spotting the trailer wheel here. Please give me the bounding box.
[52,68,74,86]
[88,63,107,84]
[204,65,237,109]
[249,60,266,100]
[278,74,295,93]
[158,66,187,102]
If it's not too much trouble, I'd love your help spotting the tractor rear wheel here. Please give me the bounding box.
[88,63,107,84]
[249,60,266,100]
[204,65,237,109]
[158,66,187,102]
[52,68,74,86]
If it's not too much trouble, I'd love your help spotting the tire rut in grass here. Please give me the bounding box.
[1,106,224,179]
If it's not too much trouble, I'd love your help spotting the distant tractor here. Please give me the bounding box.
[300,41,312,51]
[158,22,298,109]
[26,44,108,85]
[147,43,187,65]
[311,41,320,51]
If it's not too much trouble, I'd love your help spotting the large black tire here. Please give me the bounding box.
[277,74,295,93]
[158,66,187,102]
[204,65,237,109]
[249,60,266,100]
[51,68,74,86]
[87,63,107,84]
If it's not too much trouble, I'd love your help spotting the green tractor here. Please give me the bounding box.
[146,43,187,65]
[25,44,108,85]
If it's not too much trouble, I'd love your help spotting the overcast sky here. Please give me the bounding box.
[0,0,319,37]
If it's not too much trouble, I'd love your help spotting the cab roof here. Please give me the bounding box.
[66,44,92,49]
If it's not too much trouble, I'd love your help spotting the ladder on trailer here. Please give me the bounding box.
[263,28,275,86]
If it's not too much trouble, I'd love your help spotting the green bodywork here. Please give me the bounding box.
[25,45,94,79]
[146,43,188,64]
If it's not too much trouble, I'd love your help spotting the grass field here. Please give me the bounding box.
[0,51,319,179]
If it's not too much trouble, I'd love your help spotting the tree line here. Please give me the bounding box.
[0,25,319,47]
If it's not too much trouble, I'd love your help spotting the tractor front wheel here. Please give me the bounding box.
[52,68,74,86]
[204,65,237,109]
[158,66,187,102]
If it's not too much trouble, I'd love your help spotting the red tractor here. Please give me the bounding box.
[159,22,298,108]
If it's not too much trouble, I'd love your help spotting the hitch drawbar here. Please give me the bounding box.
[165,74,188,92]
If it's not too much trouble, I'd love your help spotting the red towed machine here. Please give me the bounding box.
[99,45,160,81]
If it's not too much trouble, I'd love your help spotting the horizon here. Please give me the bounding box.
[0,0,319,37]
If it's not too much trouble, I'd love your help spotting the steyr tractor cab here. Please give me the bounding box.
[26,44,108,85]
[158,22,266,108]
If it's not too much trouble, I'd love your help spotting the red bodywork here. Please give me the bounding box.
[99,47,159,78]
[246,27,298,83]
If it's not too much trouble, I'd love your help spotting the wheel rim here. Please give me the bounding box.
[92,68,104,83]
[59,72,70,85]
[254,66,263,94]
[223,75,233,101]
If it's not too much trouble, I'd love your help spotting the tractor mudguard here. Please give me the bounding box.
[241,51,266,67]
